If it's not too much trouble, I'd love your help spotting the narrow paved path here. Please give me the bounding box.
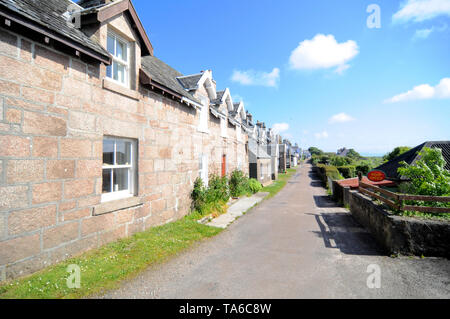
[100,164,450,298]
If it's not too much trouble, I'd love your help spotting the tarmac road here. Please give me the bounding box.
[99,163,450,299]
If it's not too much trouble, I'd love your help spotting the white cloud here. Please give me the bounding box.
[393,0,450,23]
[231,68,280,87]
[414,27,434,39]
[385,78,450,103]
[272,123,290,134]
[413,24,447,39]
[289,34,359,73]
[314,131,329,139]
[329,113,356,124]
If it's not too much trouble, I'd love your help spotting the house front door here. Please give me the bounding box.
[221,154,226,177]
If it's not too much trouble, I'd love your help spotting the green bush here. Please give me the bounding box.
[316,164,343,182]
[191,175,230,218]
[356,163,371,175]
[206,174,230,203]
[330,156,353,166]
[248,178,263,193]
[191,177,206,213]
[229,170,250,198]
[337,165,356,179]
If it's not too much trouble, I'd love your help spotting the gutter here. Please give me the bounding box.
[0,6,111,65]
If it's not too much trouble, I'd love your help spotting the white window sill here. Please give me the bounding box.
[94,195,142,215]
[198,127,209,134]
[103,78,139,100]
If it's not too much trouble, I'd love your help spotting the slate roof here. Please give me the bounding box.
[211,90,225,105]
[141,56,201,104]
[375,141,450,180]
[177,74,203,90]
[0,0,110,59]
[77,0,105,8]
[249,140,271,159]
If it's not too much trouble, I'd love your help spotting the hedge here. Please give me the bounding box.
[315,164,344,182]
[337,165,356,179]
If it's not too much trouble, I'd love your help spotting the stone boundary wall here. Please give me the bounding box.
[348,190,450,257]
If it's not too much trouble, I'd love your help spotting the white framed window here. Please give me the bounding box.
[106,32,130,87]
[102,136,137,202]
[220,118,227,137]
[199,154,208,186]
[198,96,209,132]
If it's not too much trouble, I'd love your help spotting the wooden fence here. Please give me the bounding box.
[358,182,450,214]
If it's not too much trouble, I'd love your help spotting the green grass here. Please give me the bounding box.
[0,215,222,299]
[261,168,297,199]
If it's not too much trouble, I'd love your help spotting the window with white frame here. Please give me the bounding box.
[199,154,208,186]
[198,96,208,132]
[102,136,137,202]
[236,125,242,142]
[106,32,130,87]
[220,117,227,137]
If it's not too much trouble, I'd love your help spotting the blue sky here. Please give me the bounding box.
[133,0,450,156]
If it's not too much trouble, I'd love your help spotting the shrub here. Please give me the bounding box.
[398,147,450,198]
[356,163,371,175]
[337,165,356,179]
[191,177,206,213]
[206,174,230,203]
[330,156,353,166]
[229,170,250,198]
[248,178,262,193]
[316,164,343,182]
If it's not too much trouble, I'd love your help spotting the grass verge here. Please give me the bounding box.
[262,167,297,199]
[0,214,222,299]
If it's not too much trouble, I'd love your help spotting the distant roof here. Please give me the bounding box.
[249,140,271,159]
[177,74,203,90]
[211,90,225,105]
[375,141,450,180]
[337,148,350,157]
[0,0,110,61]
[141,56,200,104]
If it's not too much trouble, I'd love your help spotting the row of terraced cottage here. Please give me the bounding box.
[0,0,299,281]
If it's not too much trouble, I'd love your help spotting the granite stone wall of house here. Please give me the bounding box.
[0,27,248,281]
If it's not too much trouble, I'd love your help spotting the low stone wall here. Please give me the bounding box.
[348,190,450,257]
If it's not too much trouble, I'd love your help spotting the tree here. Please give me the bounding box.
[397,147,450,197]
[330,156,352,166]
[383,146,411,162]
[346,148,361,159]
[308,147,323,156]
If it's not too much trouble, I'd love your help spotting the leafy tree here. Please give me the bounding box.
[383,146,411,162]
[308,147,323,156]
[397,147,450,197]
[346,148,361,159]
[330,156,353,166]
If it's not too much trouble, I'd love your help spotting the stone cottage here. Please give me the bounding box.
[0,0,249,280]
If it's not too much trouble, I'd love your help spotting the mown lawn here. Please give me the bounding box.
[0,215,222,299]
[262,167,298,199]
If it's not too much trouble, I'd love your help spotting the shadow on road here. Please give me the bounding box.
[308,195,386,256]
[313,195,338,208]
[308,212,386,256]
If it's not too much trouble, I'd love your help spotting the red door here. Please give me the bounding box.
[221,154,226,177]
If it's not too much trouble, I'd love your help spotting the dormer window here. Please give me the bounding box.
[106,32,130,87]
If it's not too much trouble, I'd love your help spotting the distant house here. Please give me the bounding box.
[375,141,450,181]
[337,147,350,157]
[247,120,272,186]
